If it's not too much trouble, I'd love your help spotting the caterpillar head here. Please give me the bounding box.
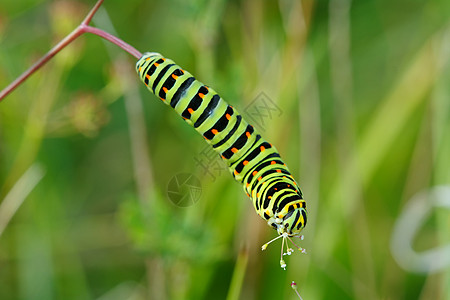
[275,200,307,235]
[262,199,307,270]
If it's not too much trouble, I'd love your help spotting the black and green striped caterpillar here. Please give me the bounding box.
[136,52,307,269]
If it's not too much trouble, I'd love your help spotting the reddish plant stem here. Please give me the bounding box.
[0,0,142,102]
[82,25,142,59]
[0,28,82,102]
[82,0,105,25]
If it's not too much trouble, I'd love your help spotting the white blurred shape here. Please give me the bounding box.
[390,186,450,273]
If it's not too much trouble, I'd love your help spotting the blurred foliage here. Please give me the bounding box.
[1,0,450,299]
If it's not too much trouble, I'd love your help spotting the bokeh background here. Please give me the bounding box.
[1,0,450,299]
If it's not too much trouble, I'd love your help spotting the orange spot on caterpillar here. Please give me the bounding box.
[146,74,151,80]
[226,114,231,120]
[252,171,258,176]
[145,57,151,61]
[172,74,178,80]
[221,155,226,159]
[212,129,218,134]
[163,87,168,93]
[258,176,262,181]
[199,93,205,99]
[188,108,194,114]
[271,161,276,165]
[234,170,239,176]
[277,169,282,173]
[154,62,159,67]
[246,132,251,138]
[231,148,238,153]
[260,146,266,152]
[243,160,249,165]
[139,67,142,72]
[268,196,272,199]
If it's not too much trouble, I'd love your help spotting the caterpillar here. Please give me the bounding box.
[136,52,307,269]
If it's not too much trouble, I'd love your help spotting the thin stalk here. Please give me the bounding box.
[82,0,105,25]
[0,0,142,102]
[291,281,304,300]
[225,246,249,300]
[81,25,141,59]
[0,164,45,238]
[0,28,83,101]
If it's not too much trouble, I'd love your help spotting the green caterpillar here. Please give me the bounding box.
[136,52,307,269]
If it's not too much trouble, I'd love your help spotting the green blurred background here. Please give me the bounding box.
[1,0,450,299]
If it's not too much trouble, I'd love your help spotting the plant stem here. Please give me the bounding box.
[81,25,142,59]
[0,28,83,102]
[0,0,142,102]
[82,0,105,25]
